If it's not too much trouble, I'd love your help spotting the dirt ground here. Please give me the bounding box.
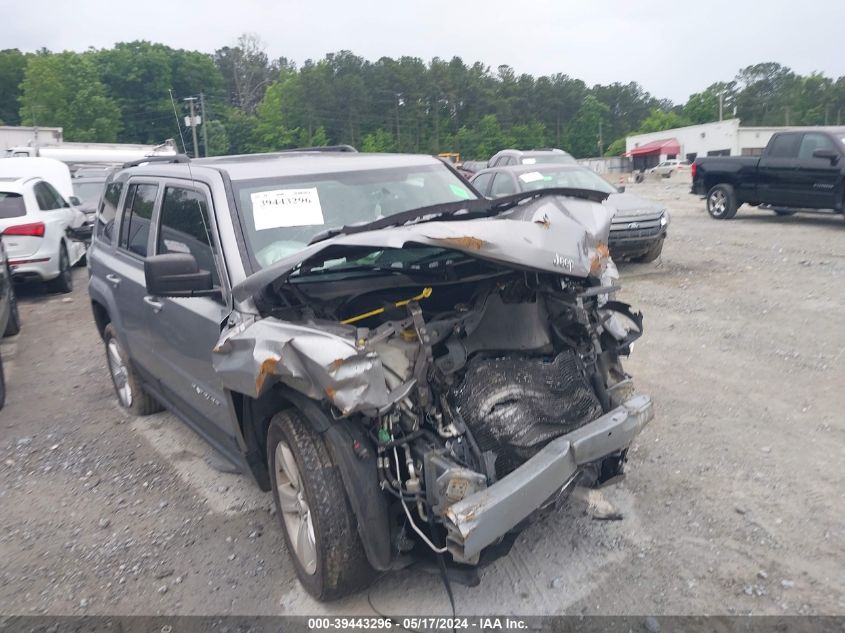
[1,177,843,617]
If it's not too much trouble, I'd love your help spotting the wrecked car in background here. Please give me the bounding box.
[87,148,653,600]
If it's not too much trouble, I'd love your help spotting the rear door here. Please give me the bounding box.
[111,180,160,375]
[757,133,802,206]
[144,180,235,449]
[791,132,842,209]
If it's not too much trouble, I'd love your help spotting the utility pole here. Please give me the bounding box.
[597,120,603,157]
[199,92,209,157]
[719,93,724,121]
[184,96,200,158]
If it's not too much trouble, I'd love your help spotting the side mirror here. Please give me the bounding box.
[68,196,82,206]
[812,148,839,164]
[66,223,93,243]
[144,253,214,297]
[617,185,626,193]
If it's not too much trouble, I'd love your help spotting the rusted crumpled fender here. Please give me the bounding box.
[212,318,391,415]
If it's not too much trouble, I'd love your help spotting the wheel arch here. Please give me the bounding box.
[235,385,393,571]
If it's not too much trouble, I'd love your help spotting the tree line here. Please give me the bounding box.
[1,36,844,160]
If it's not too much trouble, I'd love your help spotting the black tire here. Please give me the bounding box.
[706,183,738,219]
[47,243,73,294]
[772,207,797,216]
[73,252,87,268]
[4,278,20,337]
[636,238,664,263]
[103,324,162,415]
[0,354,5,411]
[267,409,375,601]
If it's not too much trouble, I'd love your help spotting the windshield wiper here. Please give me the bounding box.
[307,188,611,246]
[308,198,492,245]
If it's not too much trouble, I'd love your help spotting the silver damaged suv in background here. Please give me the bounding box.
[87,148,653,600]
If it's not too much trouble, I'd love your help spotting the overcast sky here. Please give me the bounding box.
[7,0,844,103]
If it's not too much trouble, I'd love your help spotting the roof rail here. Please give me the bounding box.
[276,144,358,154]
[122,154,190,168]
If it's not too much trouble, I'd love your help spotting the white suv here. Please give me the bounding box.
[648,159,690,178]
[0,176,87,292]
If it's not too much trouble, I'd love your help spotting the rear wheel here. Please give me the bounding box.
[706,184,738,219]
[47,244,73,294]
[268,409,375,600]
[4,279,20,336]
[103,324,162,415]
[0,354,5,410]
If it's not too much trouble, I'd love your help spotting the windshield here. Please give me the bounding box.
[233,163,478,269]
[516,167,618,194]
[521,154,576,165]
[73,181,105,207]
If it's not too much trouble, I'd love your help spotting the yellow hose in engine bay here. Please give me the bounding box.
[340,287,433,325]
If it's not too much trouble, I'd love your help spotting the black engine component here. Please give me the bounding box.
[451,351,603,478]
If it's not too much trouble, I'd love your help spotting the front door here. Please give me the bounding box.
[791,133,842,209]
[143,181,235,451]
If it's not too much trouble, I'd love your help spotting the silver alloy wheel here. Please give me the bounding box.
[709,189,727,216]
[275,441,317,575]
[106,339,133,407]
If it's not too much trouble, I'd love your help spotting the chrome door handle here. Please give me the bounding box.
[143,296,164,313]
[105,274,121,286]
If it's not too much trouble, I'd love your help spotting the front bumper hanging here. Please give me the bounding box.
[443,394,653,563]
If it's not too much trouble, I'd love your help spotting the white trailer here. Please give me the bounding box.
[3,139,178,167]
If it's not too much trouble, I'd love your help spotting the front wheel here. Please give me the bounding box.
[268,409,375,601]
[706,184,738,219]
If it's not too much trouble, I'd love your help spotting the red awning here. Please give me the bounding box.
[626,138,680,157]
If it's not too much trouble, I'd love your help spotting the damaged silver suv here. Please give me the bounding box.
[88,148,653,600]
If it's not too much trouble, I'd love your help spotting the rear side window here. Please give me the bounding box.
[767,134,801,159]
[97,182,123,243]
[118,183,157,257]
[33,182,68,210]
[0,192,26,219]
[156,186,219,286]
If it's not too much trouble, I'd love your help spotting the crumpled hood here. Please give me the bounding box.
[604,192,666,218]
[233,194,615,303]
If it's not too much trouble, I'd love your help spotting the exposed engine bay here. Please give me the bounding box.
[213,193,653,570]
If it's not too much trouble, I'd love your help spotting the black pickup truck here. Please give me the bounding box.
[691,128,845,221]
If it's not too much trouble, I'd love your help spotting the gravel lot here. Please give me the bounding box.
[1,178,843,616]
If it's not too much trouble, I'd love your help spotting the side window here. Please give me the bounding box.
[97,182,123,243]
[489,156,502,167]
[798,133,836,160]
[490,173,517,197]
[156,186,219,286]
[33,182,56,210]
[503,156,517,166]
[118,183,157,258]
[43,182,69,208]
[472,173,494,195]
[767,133,801,159]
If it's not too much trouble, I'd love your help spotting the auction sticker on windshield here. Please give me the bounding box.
[519,171,544,183]
[251,188,325,230]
